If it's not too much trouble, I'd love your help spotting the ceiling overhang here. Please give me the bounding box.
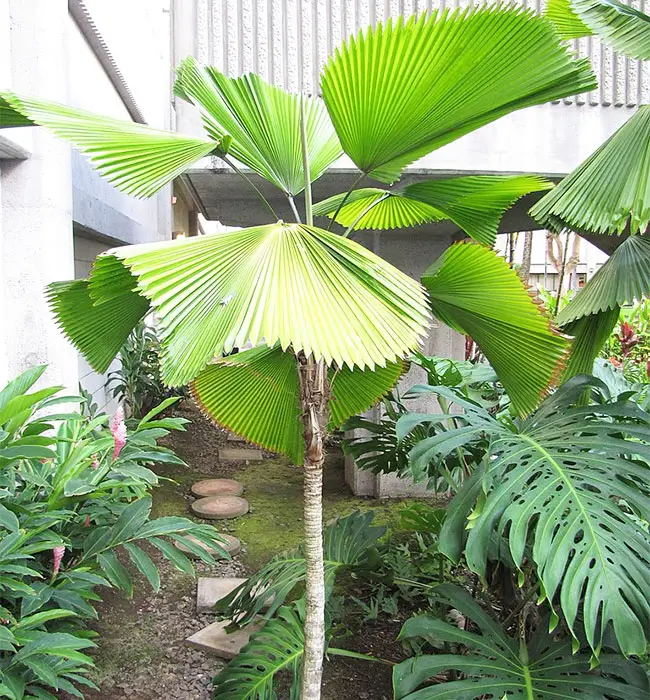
[183,165,562,234]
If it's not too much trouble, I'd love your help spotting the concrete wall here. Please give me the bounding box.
[0,0,173,397]
[0,0,78,392]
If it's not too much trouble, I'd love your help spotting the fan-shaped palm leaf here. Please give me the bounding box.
[51,224,429,386]
[561,307,621,379]
[394,584,649,700]
[429,377,650,655]
[314,176,552,246]
[0,96,34,127]
[422,242,569,416]
[531,107,650,235]
[46,271,150,374]
[314,188,440,230]
[547,0,650,60]
[190,345,404,463]
[218,511,386,627]
[555,235,650,325]
[321,8,595,184]
[0,92,216,198]
[174,57,341,196]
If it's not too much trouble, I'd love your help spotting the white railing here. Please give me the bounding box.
[193,0,648,106]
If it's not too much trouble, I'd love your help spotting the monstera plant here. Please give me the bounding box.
[0,7,597,698]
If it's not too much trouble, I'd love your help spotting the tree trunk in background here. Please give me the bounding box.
[298,354,329,700]
[519,231,533,283]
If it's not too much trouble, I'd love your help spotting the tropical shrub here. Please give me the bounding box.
[343,355,506,489]
[0,365,228,699]
[394,584,648,700]
[601,299,650,383]
[392,375,650,696]
[106,319,171,419]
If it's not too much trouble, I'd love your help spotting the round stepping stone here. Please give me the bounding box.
[191,478,244,498]
[191,496,249,520]
[175,534,241,560]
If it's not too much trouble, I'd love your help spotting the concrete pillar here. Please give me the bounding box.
[344,229,466,498]
[0,0,77,391]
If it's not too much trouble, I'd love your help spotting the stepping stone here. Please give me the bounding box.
[185,619,264,660]
[174,533,241,560]
[197,577,275,614]
[218,447,263,462]
[191,478,244,498]
[227,433,246,443]
[191,495,249,520]
[197,577,247,613]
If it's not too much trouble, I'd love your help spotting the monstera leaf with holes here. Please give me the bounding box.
[394,584,649,700]
[411,377,650,657]
[216,511,386,628]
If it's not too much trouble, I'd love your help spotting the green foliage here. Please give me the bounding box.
[409,377,650,656]
[313,176,552,245]
[423,242,569,416]
[531,107,650,236]
[546,0,650,60]
[343,355,504,489]
[46,266,149,375]
[394,584,649,700]
[321,8,595,183]
[213,604,307,700]
[217,511,386,628]
[174,57,341,196]
[0,366,228,698]
[53,224,429,388]
[0,93,215,197]
[191,344,405,464]
[106,320,171,419]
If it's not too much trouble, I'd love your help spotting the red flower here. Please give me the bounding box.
[616,321,639,357]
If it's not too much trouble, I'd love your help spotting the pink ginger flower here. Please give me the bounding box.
[110,406,127,460]
[90,454,100,470]
[52,545,65,576]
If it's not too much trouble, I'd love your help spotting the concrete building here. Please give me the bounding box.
[0,0,174,410]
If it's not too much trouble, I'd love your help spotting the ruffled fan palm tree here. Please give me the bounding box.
[0,7,597,698]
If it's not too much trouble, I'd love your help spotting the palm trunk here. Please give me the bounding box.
[519,231,533,283]
[298,354,328,700]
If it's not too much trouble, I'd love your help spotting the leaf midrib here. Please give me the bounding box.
[517,433,614,617]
